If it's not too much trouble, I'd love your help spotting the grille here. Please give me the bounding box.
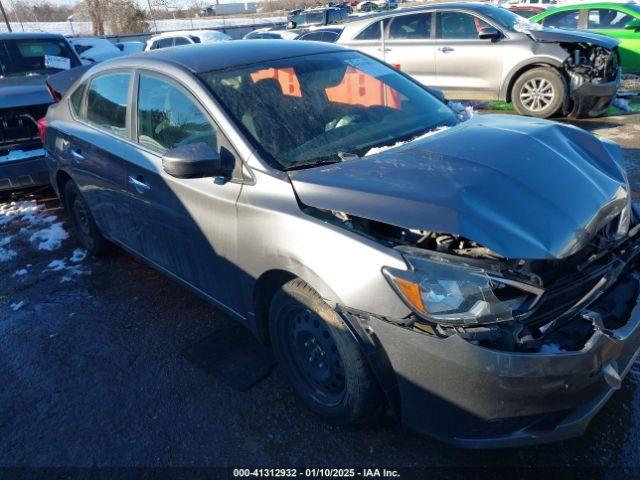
[0,105,49,156]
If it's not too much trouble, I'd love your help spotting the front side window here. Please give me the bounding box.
[137,74,217,154]
[389,13,432,39]
[438,11,491,39]
[355,18,390,40]
[86,72,131,138]
[587,9,633,29]
[0,38,80,77]
[201,51,457,170]
[542,10,580,29]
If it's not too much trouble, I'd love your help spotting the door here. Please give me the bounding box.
[125,71,244,310]
[586,8,640,74]
[64,71,137,246]
[434,10,504,100]
[384,12,437,86]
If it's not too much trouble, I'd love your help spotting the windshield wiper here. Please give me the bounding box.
[284,151,361,171]
[284,158,342,171]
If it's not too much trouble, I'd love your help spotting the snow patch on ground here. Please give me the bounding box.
[12,266,30,277]
[365,127,450,157]
[30,222,69,251]
[10,300,25,311]
[45,252,90,283]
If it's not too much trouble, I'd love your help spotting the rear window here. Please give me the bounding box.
[0,38,80,77]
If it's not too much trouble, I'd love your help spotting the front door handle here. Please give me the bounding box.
[377,47,391,52]
[128,175,150,194]
[71,149,84,161]
[438,46,455,53]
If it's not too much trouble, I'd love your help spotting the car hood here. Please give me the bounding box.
[528,27,620,49]
[288,114,629,260]
[0,75,53,109]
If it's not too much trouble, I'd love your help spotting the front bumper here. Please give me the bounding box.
[569,70,621,118]
[0,148,49,192]
[342,266,640,448]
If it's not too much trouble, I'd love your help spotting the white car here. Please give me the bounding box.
[243,27,299,40]
[68,37,123,64]
[114,41,146,54]
[144,30,231,51]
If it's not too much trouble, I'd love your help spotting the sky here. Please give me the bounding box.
[33,0,253,7]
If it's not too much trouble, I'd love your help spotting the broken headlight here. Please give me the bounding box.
[382,248,542,326]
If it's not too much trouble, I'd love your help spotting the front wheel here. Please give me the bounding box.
[512,67,566,119]
[269,278,382,424]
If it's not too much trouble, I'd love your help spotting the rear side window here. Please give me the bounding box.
[355,18,390,40]
[389,13,432,39]
[299,31,324,41]
[587,9,633,29]
[137,74,217,154]
[173,37,191,46]
[70,82,86,118]
[542,10,580,29]
[86,72,131,138]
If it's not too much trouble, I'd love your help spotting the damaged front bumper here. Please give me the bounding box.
[568,69,621,118]
[0,148,49,192]
[341,262,640,448]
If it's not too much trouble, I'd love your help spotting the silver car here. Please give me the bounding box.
[42,40,640,448]
[338,2,621,118]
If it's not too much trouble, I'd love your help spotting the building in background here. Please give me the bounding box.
[198,2,259,16]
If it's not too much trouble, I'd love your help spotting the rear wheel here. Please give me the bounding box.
[512,67,566,118]
[64,180,111,255]
[269,278,382,423]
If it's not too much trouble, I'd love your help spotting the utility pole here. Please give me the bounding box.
[0,0,12,32]
[147,0,158,33]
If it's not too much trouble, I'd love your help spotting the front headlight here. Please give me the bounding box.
[382,248,543,326]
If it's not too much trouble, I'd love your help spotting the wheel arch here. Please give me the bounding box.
[502,58,564,102]
[251,266,342,345]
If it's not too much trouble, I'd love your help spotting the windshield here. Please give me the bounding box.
[200,51,457,170]
[0,38,80,78]
[482,6,542,32]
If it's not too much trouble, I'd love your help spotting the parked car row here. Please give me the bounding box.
[2,3,640,449]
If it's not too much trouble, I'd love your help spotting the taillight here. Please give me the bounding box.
[37,118,48,143]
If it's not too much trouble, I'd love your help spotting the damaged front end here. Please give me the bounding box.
[563,42,621,117]
[529,30,622,117]
[314,205,640,447]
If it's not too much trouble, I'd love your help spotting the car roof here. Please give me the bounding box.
[112,39,345,74]
[344,2,502,22]
[0,32,67,40]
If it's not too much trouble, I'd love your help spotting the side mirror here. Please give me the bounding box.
[287,20,297,29]
[478,27,501,40]
[162,142,227,179]
[625,18,640,31]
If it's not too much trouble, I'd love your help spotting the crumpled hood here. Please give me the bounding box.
[528,28,620,50]
[0,75,53,109]
[288,114,629,260]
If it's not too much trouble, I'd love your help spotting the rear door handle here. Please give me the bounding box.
[377,47,391,52]
[128,175,151,194]
[438,47,455,53]
[71,149,84,161]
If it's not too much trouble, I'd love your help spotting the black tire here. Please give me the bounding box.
[512,67,566,119]
[64,180,111,255]
[269,278,382,424]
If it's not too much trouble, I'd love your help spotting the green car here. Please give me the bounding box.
[531,2,640,74]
